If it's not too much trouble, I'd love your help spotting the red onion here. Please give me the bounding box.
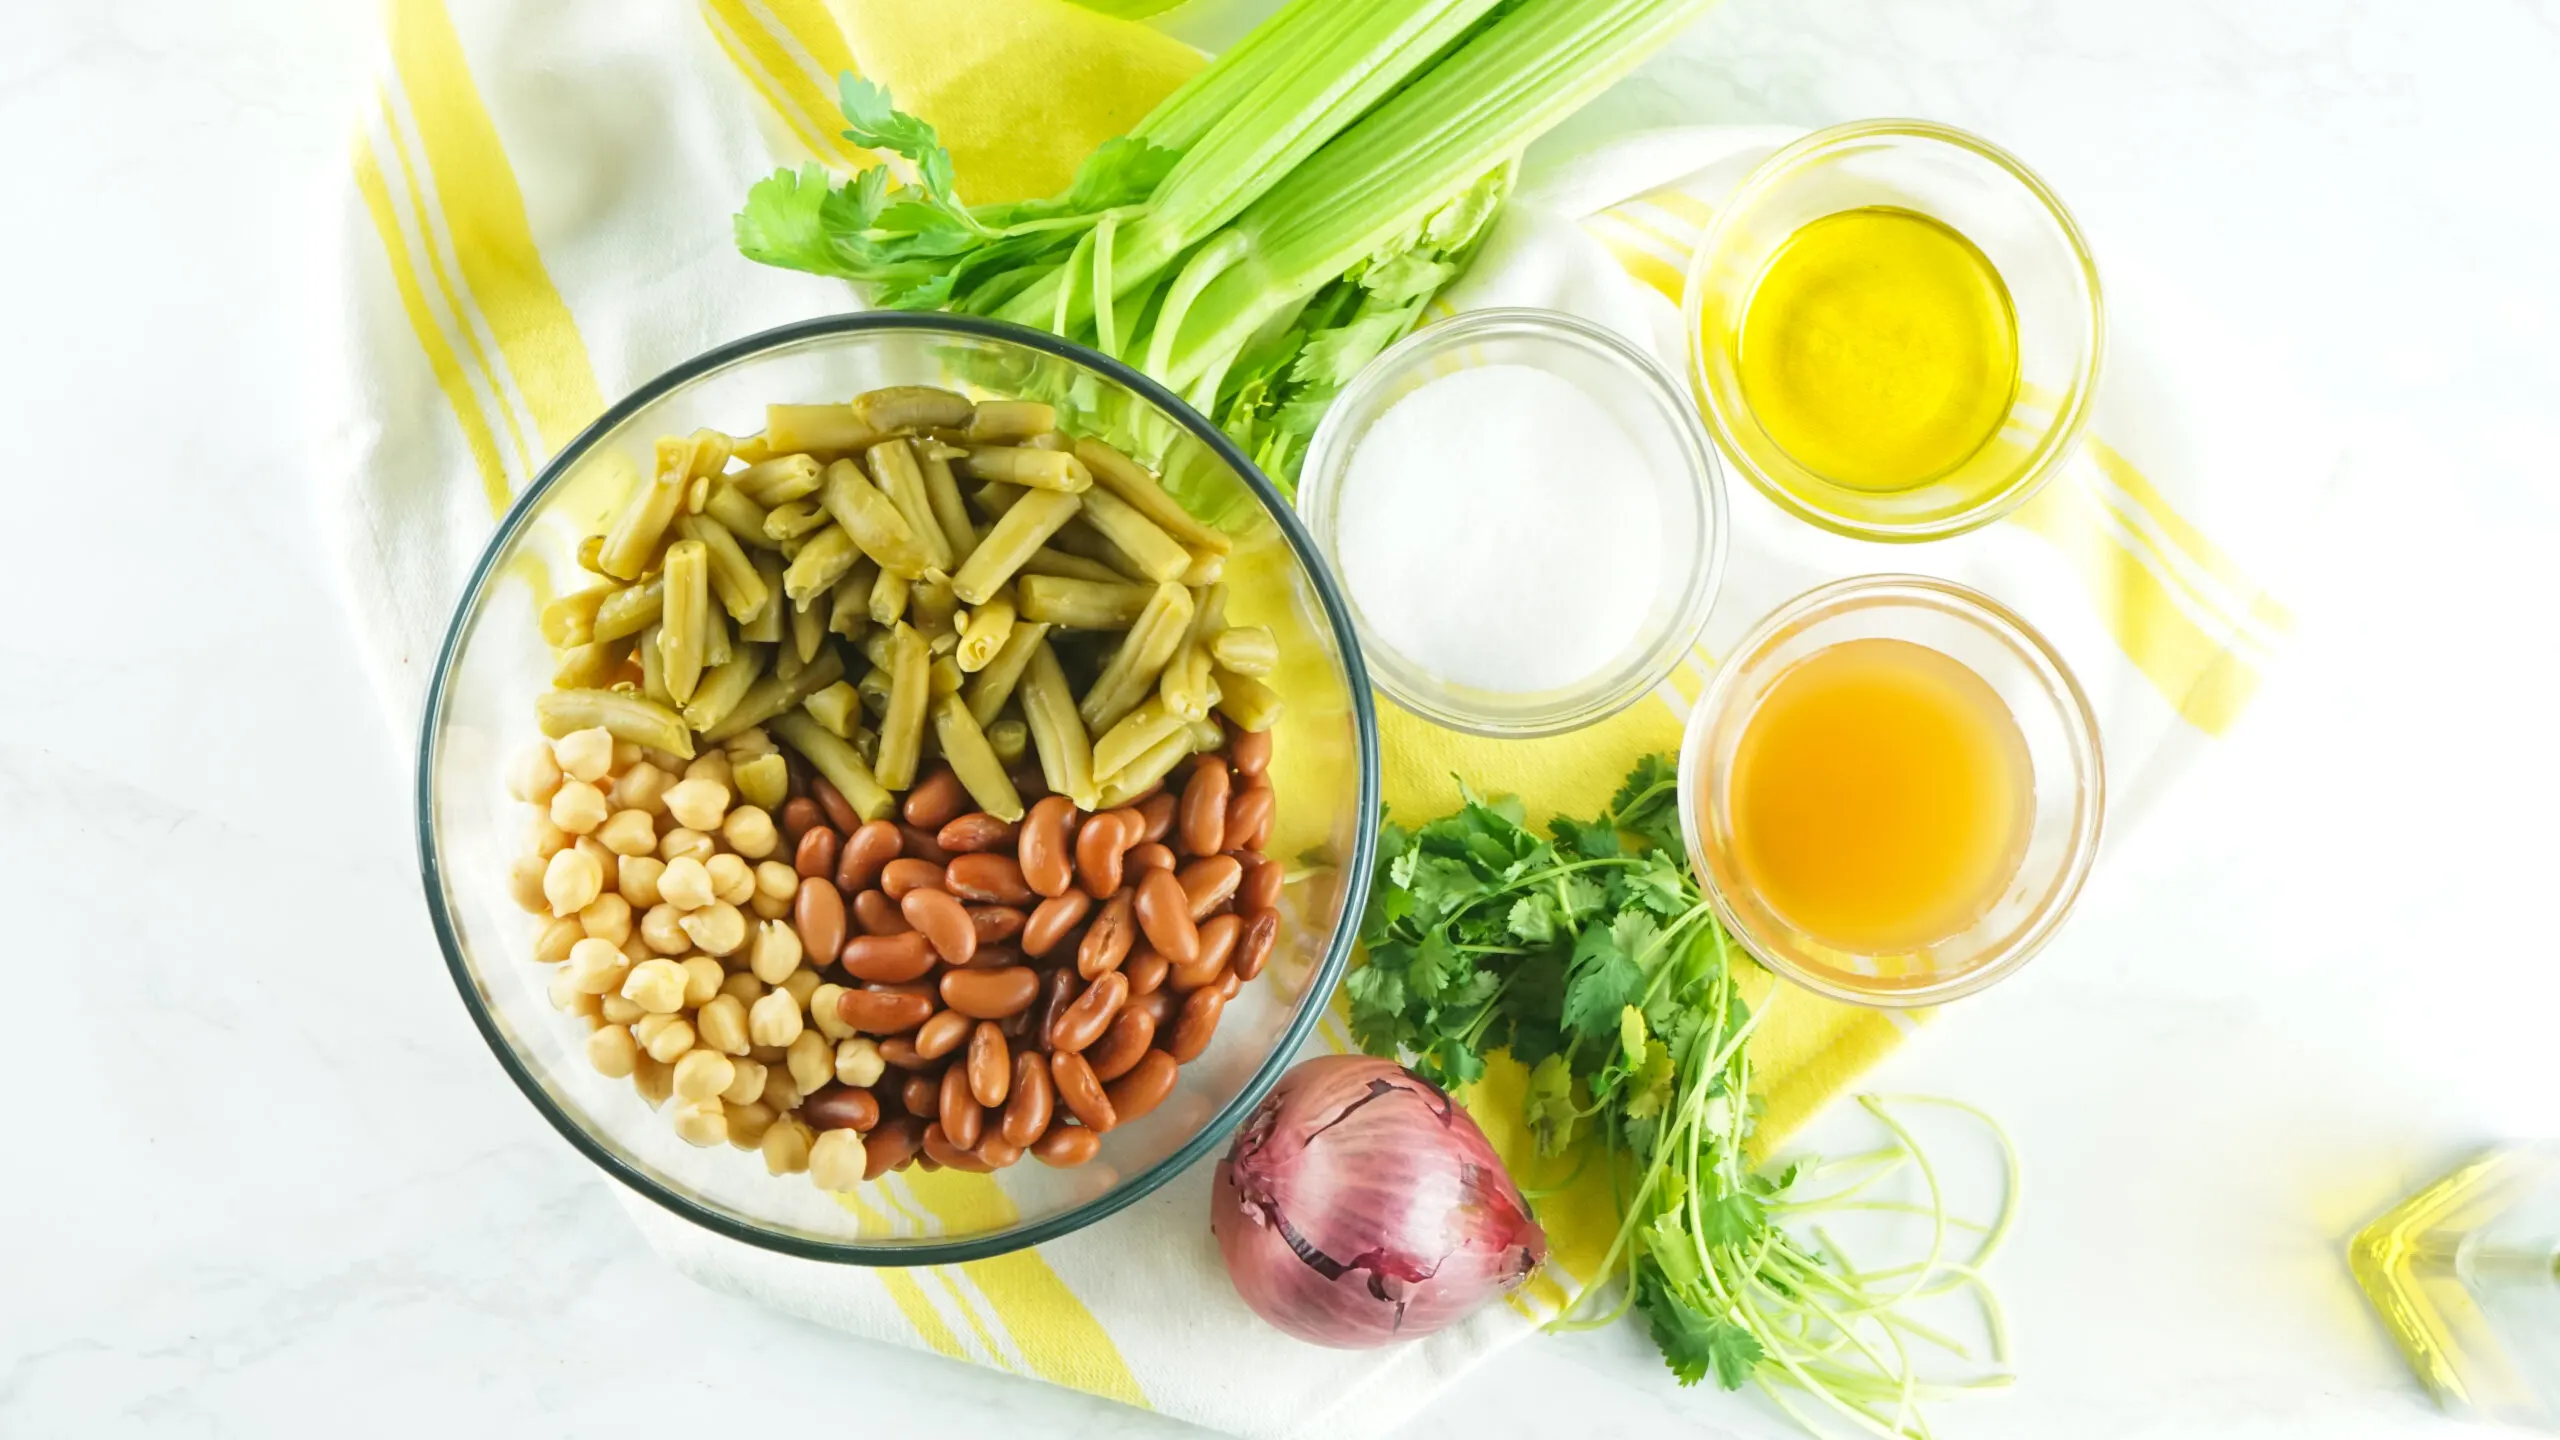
[1211,1055,1546,1347]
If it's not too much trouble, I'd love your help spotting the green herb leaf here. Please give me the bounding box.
[1638,1266,1764,1391]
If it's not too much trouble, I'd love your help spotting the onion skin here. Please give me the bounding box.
[1211,1055,1546,1347]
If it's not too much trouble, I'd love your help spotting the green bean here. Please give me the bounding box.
[677,514,771,623]
[856,664,894,720]
[960,446,1091,493]
[730,452,823,506]
[660,540,710,704]
[682,428,735,479]
[1186,717,1226,752]
[728,432,773,466]
[1017,574,1155,629]
[986,717,1029,766]
[1049,519,1152,582]
[860,629,895,674]
[782,524,860,606]
[1018,547,1128,585]
[733,752,789,811]
[550,637,630,690]
[866,438,955,573]
[963,400,1055,445]
[742,552,786,643]
[1179,549,1226,587]
[917,441,979,565]
[820,458,933,576]
[910,575,960,649]
[538,688,692,758]
[765,404,881,457]
[1092,696,1189,782]
[873,622,930,791]
[576,534,608,575]
[1072,437,1232,554]
[591,578,663,644]
[541,582,618,649]
[1076,485,1192,583]
[791,584,827,665]
[682,647,766,734]
[770,713,896,824]
[951,490,1081,605]
[774,634,804,685]
[803,680,860,738]
[701,482,778,553]
[1020,639,1098,809]
[828,562,874,640]
[1213,665,1284,732]
[702,606,733,669]
[956,593,1016,673]
[700,644,845,742]
[1158,580,1222,720]
[853,385,975,434]
[973,481,1025,518]
[869,566,910,626]
[931,693,1025,821]
[1078,583,1193,735]
[597,440,688,580]
[763,499,829,542]
[638,622,670,705]
[1209,625,1277,675]
[1095,725,1200,810]
[964,619,1049,727]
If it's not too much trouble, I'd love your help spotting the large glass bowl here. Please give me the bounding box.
[417,313,1380,1264]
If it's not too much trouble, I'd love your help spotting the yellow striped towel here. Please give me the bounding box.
[317,0,2313,1434]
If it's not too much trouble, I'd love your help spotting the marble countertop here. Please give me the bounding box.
[7,0,2557,1435]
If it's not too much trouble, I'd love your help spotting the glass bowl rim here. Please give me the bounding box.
[413,310,1382,1266]
[1675,573,2105,1008]
[1682,117,2106,544]
[1297,305,1729,737]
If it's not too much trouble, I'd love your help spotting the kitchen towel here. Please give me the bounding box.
[312,1,2322,1435]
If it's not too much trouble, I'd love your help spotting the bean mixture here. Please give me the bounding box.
[506,383,1286,1194]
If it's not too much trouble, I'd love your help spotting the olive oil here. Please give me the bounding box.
[1735,207,2019,493]
[1727,637,2030,954]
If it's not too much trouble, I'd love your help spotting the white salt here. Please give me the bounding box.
[1337,363,1660,694]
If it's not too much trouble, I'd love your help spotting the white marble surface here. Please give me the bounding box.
[6,0,2558,1435]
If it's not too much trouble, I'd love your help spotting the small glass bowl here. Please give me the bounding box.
[1686,120,2104,542]
[1677,576,2104,1006]
[1298,308,1727,738]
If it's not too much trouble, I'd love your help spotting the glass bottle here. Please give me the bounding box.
[2353,1144,2560,1427]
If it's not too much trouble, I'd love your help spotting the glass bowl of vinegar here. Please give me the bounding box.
[1677,576,2103,1007]
[1685,120,2103,542]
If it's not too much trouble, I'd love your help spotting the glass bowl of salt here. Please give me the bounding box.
[1297,308,1727,737]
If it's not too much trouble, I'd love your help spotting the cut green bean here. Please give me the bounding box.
[963,400,1056,445]
[1096,725,1200,809]
[1179,550,1226,587]
[856,664,895,720]
[951,489,1081,605]
[683,428,734,480]
[931,693,1025,821]
[964,620,1049,728]
[1077,485,1192,582]
[853,385,975,433]
[741,552,786,643]
[821,458,933,575]
[770,712,895,823]
[1093,696,1189,782]
[682,647,766,734]
[730,452,823,506]
[701,483,777,553]
[828,562,874,640]
[804,680,860,738]
[873,622,930,791]
[869,565,910,626]
[1079,583,1193,734]
[910,575,959,648]
[1017,574,1155,629]
[961,447,1092,493]
[576,534,608,575]
[638,622,670,705]
[700,644,845,742]
[956,593,1016,673]
[702,606,733,669]
[550,637,630,690]
[973,481,1025,518]
[1212,665,1284,732]
[765,404,881,456]
[1018,547,1128,585]
[538,688,692,758]
[790,587,826,666]
[733,751,789,810]
[1021,639,1098,810]
[1073,437,1232,554]
[728,432,772,466]
[763,499,829,542]
[597,440,689,580]
[782,524,860,606]
[1209,625,1277,675]
[866,438,954,573]
[774,635,804,685]
[659,540,710,703]
[541,582,617,649]
[987,718,1029,766]
[677,514,770,623]
[1049,519,1152,582]
[917,440,978,565]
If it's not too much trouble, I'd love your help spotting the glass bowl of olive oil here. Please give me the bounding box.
[1677,576,2103,1006]
[1685,121,2103,542]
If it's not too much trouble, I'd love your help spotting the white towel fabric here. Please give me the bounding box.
[313,4,2325,1436]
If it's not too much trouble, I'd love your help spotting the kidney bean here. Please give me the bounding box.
[1032,1124,1100,1168]
[863,1115,924,1179]
[1085,1007,1155,1082]
[899,824,951,865]
[939,1063,984,1150]
[946,853,1034,905]
[794,825,840,881]
[968,905,1025,947]
[1076,810,1133,896]
[881,857,945,900]
[913,1151,942,1174]
[1178,855,1242,920]
[1193,913,1241,973]
[1050,971,1128,1054]
[938,812,1017,854]
[842,930,936,983]
[1000,1004,1035,1042]
[1077,890,1136,980]
[780,796,824,848]
[973,1134,1024,1169]
[1233,908,1280,981]
[965,942,1023,971]
[967,1021,1011,1108]
[810,775,859,835]
[1023,889,1092,958]
[940,966,1039,1020]
[899,887,977,966]
[1167,953,1227,994]
[1123,947,1169,996]
[801,1084,879,1132]
[900,1072,941,1119]
[1002,1050,1055,1147]
[1135,791,1178,845]
[1050,1051,1117,1132]
[852,888,910,936]
[1105,1050,1178,1125]
[1128,841,1176,876]
[1227,785,1275,853]
[921,1121,992,1172]
[838,988,934,1034]
[793,877,846,968]
[1017,796,1078,898]
[1179,757,1229,857]
[1038,967,1080,1051]
[837,819,903,893]
[913,1008,974,1061]
[902,767,968,831]
[1229,726,1272,777]
[1134,868,1201,966]
[1237,854,1283,914]
[1169,987,1226,1063]
[1216,969,1241,1000]
[877,1034,929,1070]
[1127,987,1178,1030]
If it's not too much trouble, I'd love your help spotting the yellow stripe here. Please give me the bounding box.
[351,138,512,517]
[700,1,861,166]
[898,1171,1151,1407]
[2082,435,2296,637]
[1608,203,1702,259]
[753,0,869,97]
[1585,226,1684,306]
[707,0,873,170]
[386,0,602,452]
[1646,188,1720,228]
[876,1271,973,1359]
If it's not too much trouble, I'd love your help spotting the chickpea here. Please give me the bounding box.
[786,1030,834,1095]
[754,861,798,903]
[760,1065,800,1112]
[721,805,779,860]
[526,811,570,860]
[696,994,751,1056]
[611,739,645,770]
[621,957,688,1014]
[721,1057,770,1107]
[809,1129,868,1192]
[638,903,691,956]
[671,1097,728,1147]
[663,778,731,833]
[673,1048,736,1102]
[577,893,633,948]
[547,965,585,1012]
[543,847,602,917]
[618,930,655,967]
[718,972,764,1006]
[705,853,756,907]
[632,1054,674,1107]
[549,780,610,836]
[725,1100,777,1151]
[509,742,564,804]
[508,853,551,914]
[733,754,790,813]
[835,1037,885,1088]
[657,856,714,912]
[617,854,666,909]
[725,726,775,760]
[682,752,735,792]
[748,989,805,1047]
[658,827,715,865]
[748,890,793,921]
[749,1043,787,1065]
[614,762,673,817]
[533,916,584,965]
[779,967,822,1009]
[599,992,645,1025]
[810,984,855,1041]
[551,727,614,784]
[594,809,657,857]
[564,937,629,995]
[635,1012,696,1064]
[762,1117,813,1176]
[680,955,725,1008]
[748,920,802,985]
[585,1025,638,1078]
[680,901,748,957]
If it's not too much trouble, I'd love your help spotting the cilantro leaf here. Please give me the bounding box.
[1506,893,1557,945]
[1638,1266,1764,1390]
[1525,1053,1581,1155]
[1551,813,1622,859]
[1561,926,1641,1038]
[1696,1191,1767,1249]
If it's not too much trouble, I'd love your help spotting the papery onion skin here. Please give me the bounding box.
[1211,1055,1546,1347]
